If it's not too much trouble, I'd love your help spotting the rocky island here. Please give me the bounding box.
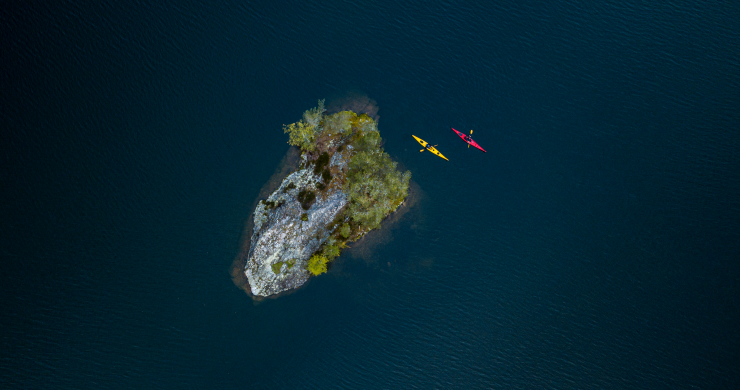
[244,100,411,297]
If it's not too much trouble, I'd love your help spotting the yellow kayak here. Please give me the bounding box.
[412,135,449,161]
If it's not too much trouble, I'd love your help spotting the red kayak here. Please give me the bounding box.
[451,128,486,152]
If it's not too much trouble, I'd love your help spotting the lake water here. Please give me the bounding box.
[2,0,739,388]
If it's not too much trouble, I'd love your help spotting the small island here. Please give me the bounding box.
[244,100,411,297]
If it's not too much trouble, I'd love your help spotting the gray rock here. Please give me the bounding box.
[329,145,352,171]
[245,166,348,297]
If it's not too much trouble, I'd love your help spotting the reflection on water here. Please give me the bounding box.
[327,92,380,121]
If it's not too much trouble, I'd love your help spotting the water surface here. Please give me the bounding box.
[2,0,739,388]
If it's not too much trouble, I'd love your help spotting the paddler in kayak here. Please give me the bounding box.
[412,135,449,160]
[464,133,473,143]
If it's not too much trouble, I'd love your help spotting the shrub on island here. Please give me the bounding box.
[307,254,329,276]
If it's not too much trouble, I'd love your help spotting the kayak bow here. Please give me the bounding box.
[412,135,449,161]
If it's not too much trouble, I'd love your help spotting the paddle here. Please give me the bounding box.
[468,130,473,148]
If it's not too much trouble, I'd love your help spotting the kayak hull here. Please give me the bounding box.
[412,135,449,161]
[451,128,486,152]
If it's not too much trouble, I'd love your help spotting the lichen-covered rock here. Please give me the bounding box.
[245,167,348,296]
[329,145,352,170]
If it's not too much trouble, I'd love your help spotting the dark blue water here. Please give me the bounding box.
[3,0,739,388]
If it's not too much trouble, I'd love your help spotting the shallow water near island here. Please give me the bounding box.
[3,0,740,388]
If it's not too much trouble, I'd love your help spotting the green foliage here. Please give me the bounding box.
[344,150,411,230]
[302,99,325,128]
[283,100,325,151]
[339,223,351,238]
[323,110,354,136]
[353,129,381,153]
[272,259,296,274]
[283,121,317,152]
[322,244,340,260]
[356,113,372,122]
[300,213,308,221]
[353,113,377,137]
[307,254,329,276]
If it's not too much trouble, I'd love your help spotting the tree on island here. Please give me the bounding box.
[307,254,329,276]
[283,99,325,151]
[345,150,410,230]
